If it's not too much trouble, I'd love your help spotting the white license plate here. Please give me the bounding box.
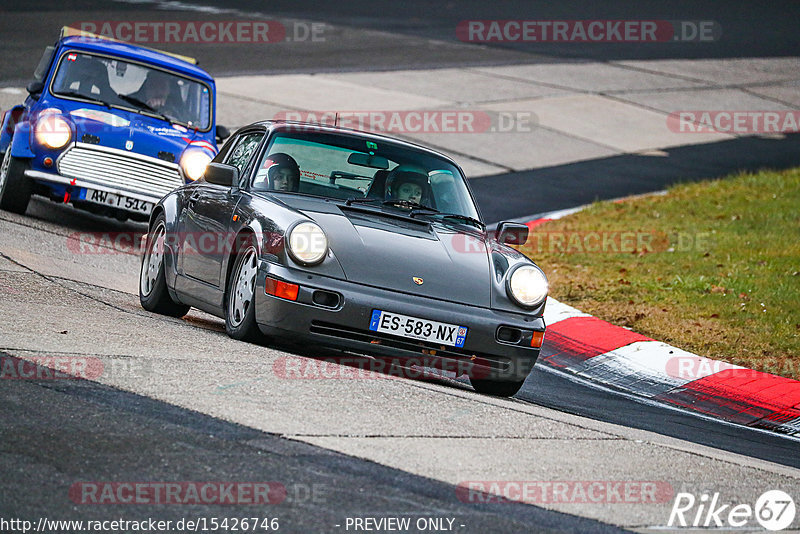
[85,189,153,215]
[369,310,468,348]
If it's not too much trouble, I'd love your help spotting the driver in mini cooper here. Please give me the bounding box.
[130,70,174,111]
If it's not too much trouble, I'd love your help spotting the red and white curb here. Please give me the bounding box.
[523,209,800,437]
[540,296,800,437]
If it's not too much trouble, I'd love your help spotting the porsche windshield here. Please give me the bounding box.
[50,51,212,130]
[254,131,481,220]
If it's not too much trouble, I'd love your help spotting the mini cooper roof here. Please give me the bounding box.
[56,27,214,83]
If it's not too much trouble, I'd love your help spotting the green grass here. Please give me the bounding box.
[519,168,800,379]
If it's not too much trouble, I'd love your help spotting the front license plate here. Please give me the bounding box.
[85,189,153,215]
[369,310,468,348]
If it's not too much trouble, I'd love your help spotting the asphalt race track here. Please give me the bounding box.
[2,2,800,533]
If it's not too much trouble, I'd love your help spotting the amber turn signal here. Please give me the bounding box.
[265,277,299,301]
[530,330,545,348]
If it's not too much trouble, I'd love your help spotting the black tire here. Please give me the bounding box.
[225,236,263,343]
[0,149,33,215]
[469,377,526,397]
[139,214,190,317]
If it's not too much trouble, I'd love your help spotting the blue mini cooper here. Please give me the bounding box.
[0,27,227,221]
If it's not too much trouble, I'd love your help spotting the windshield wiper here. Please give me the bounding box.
[342,198,482,227]
[116,93,174,124]
[55,90,111,108]
[117,93,155,112]
[428,212,485,229]
[344,196,382,206]
[343,197,440,212]
[383,199,439,213]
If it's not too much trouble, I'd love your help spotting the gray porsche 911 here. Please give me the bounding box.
[138,121,548,396]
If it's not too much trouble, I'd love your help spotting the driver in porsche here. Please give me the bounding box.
[384,165,432,206]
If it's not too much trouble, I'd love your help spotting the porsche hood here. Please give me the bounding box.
[299,203,493,307]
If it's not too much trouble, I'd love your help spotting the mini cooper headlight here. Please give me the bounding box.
[181,150,212,181]
[287,222,328,265]
[507,264,548,308]
[34,114,71,149]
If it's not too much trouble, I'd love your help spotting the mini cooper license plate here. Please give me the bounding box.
[369,310,468,348]
[85,189,153,215]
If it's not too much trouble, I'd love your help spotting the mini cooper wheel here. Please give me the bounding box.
[225,237,263,342]
[0,149,33,215]
[469,377,526,398]
[139,214,190,317]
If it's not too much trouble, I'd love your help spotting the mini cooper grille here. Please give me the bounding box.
[58,143,183,198]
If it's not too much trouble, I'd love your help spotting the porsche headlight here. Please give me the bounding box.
[34,114,71,149]
[287,222,328,265]
[507,264,548,308]
[181,151,212,181]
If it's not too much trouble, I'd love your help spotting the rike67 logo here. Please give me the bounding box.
[668,490,796,531]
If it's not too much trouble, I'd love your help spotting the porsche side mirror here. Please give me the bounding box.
[216,124,230,143]
[26,80,44,97]
[496,221,529,246]
[203,162,238,187]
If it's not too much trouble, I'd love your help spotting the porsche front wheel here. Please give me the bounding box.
[225,237,263,342]
[469,377,526,397]
[139,215,190,317]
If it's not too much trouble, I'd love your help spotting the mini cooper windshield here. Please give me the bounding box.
[51,51,212,130]
[253,131,481,222]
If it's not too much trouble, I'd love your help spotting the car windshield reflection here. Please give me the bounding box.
[51,51,212,130]
[252,131,481,221]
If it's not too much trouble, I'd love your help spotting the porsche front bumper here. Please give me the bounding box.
[255,262,545,381]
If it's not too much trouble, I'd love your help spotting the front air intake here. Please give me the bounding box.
[312,290,341,308]
[496,326,522,344]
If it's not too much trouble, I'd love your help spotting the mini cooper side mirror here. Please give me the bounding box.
[496,221,529,246]
[216,124,231,143]
[203,162,239,187]
[26,80,44,97]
